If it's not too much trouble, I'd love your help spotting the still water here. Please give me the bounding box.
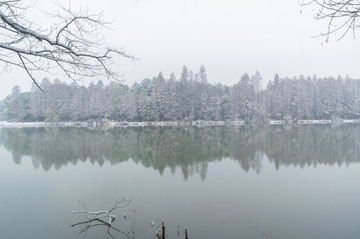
[0,125,359,239]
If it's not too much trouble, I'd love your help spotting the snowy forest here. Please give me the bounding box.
[1,65,360,123]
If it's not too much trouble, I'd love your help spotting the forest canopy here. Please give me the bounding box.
[1,66,359,123]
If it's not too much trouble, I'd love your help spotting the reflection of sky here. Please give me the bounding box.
[1,144,360,239]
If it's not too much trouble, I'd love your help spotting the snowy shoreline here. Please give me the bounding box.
[0,119,359,128]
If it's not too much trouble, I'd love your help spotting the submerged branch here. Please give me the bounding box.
[71,198,134,238]
[71,199,131,225]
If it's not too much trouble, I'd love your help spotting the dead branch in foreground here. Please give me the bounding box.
[71,199,134,239]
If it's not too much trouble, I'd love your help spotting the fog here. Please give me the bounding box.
[1,0,360,99]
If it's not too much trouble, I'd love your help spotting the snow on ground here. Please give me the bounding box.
[0,119,360,128]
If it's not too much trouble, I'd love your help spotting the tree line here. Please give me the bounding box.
[1,65,360,122]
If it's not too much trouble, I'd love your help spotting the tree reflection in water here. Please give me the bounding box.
[0,125,359,179]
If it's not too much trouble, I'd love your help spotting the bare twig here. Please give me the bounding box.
[0,0,134,91]
[72,198,132,224]
[71,199,134,239]
[299,0,360,41]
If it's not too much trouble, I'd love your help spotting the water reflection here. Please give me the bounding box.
[0,125,359,179]
[71,217,133,239]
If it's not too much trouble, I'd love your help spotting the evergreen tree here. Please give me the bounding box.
[2,69,360,123]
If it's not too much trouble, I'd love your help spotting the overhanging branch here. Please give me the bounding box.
[0,0,134,90]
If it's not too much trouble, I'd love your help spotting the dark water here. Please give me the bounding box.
[0,125,359,239]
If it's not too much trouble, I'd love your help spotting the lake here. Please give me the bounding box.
[0,125,359,239]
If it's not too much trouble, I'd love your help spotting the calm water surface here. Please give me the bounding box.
[0,125,359,239]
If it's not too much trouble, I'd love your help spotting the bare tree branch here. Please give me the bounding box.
[17,52,44,92]
[299,0,360,41]
[72,198,132,224]
[0,0,134,91]
[71,199,134,239]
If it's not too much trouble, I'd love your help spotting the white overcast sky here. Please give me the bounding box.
[1,0,360,99]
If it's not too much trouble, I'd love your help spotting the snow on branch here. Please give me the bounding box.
[299,0,360,41]
[71,199,134,239]
[71,199,132,224]
[0,0,134,91]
